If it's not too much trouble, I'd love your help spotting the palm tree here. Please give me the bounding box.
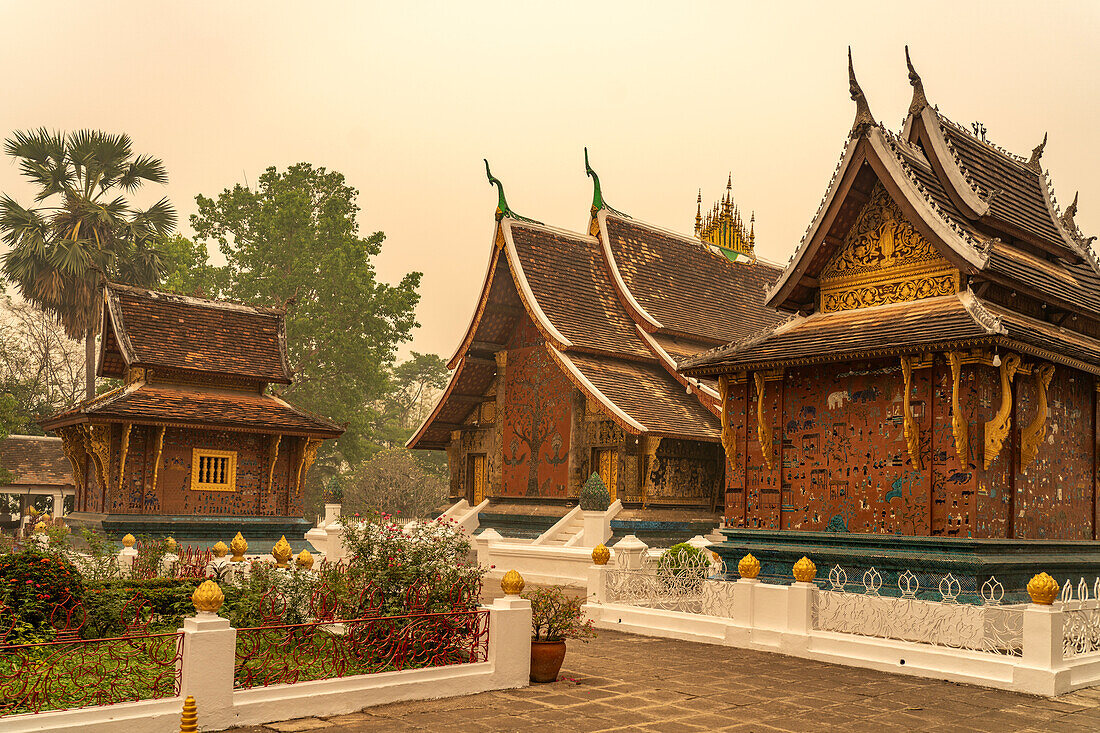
[0,129,176,399]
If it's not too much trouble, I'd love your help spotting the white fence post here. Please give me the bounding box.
[587,563,608,604]
[613,535,648,569]
[581,511,610,547]
[486,595,532,689]
[1022,602,1065,670]
[179,611,237,729]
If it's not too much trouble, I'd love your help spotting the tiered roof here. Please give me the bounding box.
[407,159,783,450]
[42,284,342,437]
[683,47,1100,377]
[0,435,74,488]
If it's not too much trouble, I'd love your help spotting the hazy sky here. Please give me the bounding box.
[1,2,1097,360]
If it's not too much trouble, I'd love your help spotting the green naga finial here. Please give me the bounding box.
[583,148,628,218]
[483,159,541,224]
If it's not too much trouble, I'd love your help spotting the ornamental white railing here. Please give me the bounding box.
[1060,577,1100,658]
[813,565,1023,657]
[604,551,731,616]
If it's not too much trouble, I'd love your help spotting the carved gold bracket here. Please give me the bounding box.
[1019,363,1055,473]
[718,375,738,471]
[295,437,323,494]
[900,356,922,469]
[984,353,1021,470]
[116,423,132,493]
[150,426,166,492]
[946,352,968,461]
[268,435,282,491]
[754,372,774,471]
[86,424,112,494]
[57,427,87,492]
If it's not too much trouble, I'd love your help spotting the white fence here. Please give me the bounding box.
[0,595,531,733]
[587,556,1100,696]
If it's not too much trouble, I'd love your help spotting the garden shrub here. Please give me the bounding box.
[82,578,200,638]
[657,543,707,591]
[223,563,320,628]
[340,514,485,616]
[0,550,85,643]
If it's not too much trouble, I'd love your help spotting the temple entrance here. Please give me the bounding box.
[467,453,487,504]
[594,448,618,501]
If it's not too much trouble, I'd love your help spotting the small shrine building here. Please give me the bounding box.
[408,157,782,540]
[681,49,1100,588]
[40,284,344,542]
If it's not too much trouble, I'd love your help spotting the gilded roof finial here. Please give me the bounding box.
[695,189,703,234]
[483,159,541,224]
[749,211,755,244]
[1027,132,1048,171]
[583,148,627,218]
[905,45,929,116]
[848,47,876,138]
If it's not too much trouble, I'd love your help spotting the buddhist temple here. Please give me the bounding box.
[681,48,1100,591]
[0,435,75,530]
[408,155,782,541]
[40,283,344,542]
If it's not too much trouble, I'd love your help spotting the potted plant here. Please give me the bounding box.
[524,585,596,683]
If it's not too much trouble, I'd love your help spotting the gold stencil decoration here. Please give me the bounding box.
[818,182,959,313]
[984,353,1021,470]
[1020,363,1055,472]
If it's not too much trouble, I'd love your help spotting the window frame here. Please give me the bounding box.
[189,448,238,492]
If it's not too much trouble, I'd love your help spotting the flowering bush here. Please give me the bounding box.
[0,550,85,643]
[339,513,484,615]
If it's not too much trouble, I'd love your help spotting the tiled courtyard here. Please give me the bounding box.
[228,630,1100,732]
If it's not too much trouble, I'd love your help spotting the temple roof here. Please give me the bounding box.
[40,380,343,436]
[409,167,786,451]
[596,210,783,344]
[99,283,292,384]
[0,435,74,488]
[680,290,1100,377]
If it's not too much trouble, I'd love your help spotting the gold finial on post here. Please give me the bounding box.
[192,580,225,614]
[738,553,760,579]
[272,535,293,568]
[296,549,314,570]
[501,569,525,596]
[229,532,247,562]
[1027,573,1059,605]
[122,533,136,548]
[591,544,610,566]
[166,536,178,553]
[793,556,817,583]
[34,521,46,533]
[180,695,198,733]
[212,541,228,558]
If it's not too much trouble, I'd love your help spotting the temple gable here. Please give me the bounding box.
[817,183,959,313]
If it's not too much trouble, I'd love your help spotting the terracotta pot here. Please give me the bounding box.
[530,639,567,683]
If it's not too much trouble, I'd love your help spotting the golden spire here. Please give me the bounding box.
[696,176,755,259]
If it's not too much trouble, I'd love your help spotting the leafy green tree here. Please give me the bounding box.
[0,129,176,399]
[191,163,421,471]
[156,234,220,297]
[374,351,449,447]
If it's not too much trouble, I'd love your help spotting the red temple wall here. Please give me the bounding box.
[499,344,572,498]
[727,357,1096,539]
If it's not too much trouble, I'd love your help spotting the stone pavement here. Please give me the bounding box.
[227,630,1100,732]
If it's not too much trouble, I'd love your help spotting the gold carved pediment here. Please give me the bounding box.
[818,183,959,313]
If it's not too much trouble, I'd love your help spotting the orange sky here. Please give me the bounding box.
[1,2,1097,360]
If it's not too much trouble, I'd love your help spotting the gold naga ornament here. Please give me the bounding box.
[1027,572,1059,605]
[717,375,738,472]
[192,580,225,614]
[738,553,760,579]
[899,356,921,469]
[754,372,774,471]
[946,352,968,461]
[272,536,293,568]
[1019,363,1055,472]
[591,544,610,566]
[792,556,817,583]
[295,549,314,570]
[984,353,1021,470]
[229,532,248,562]
[212,541,229,559]
[500,569,525,596]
